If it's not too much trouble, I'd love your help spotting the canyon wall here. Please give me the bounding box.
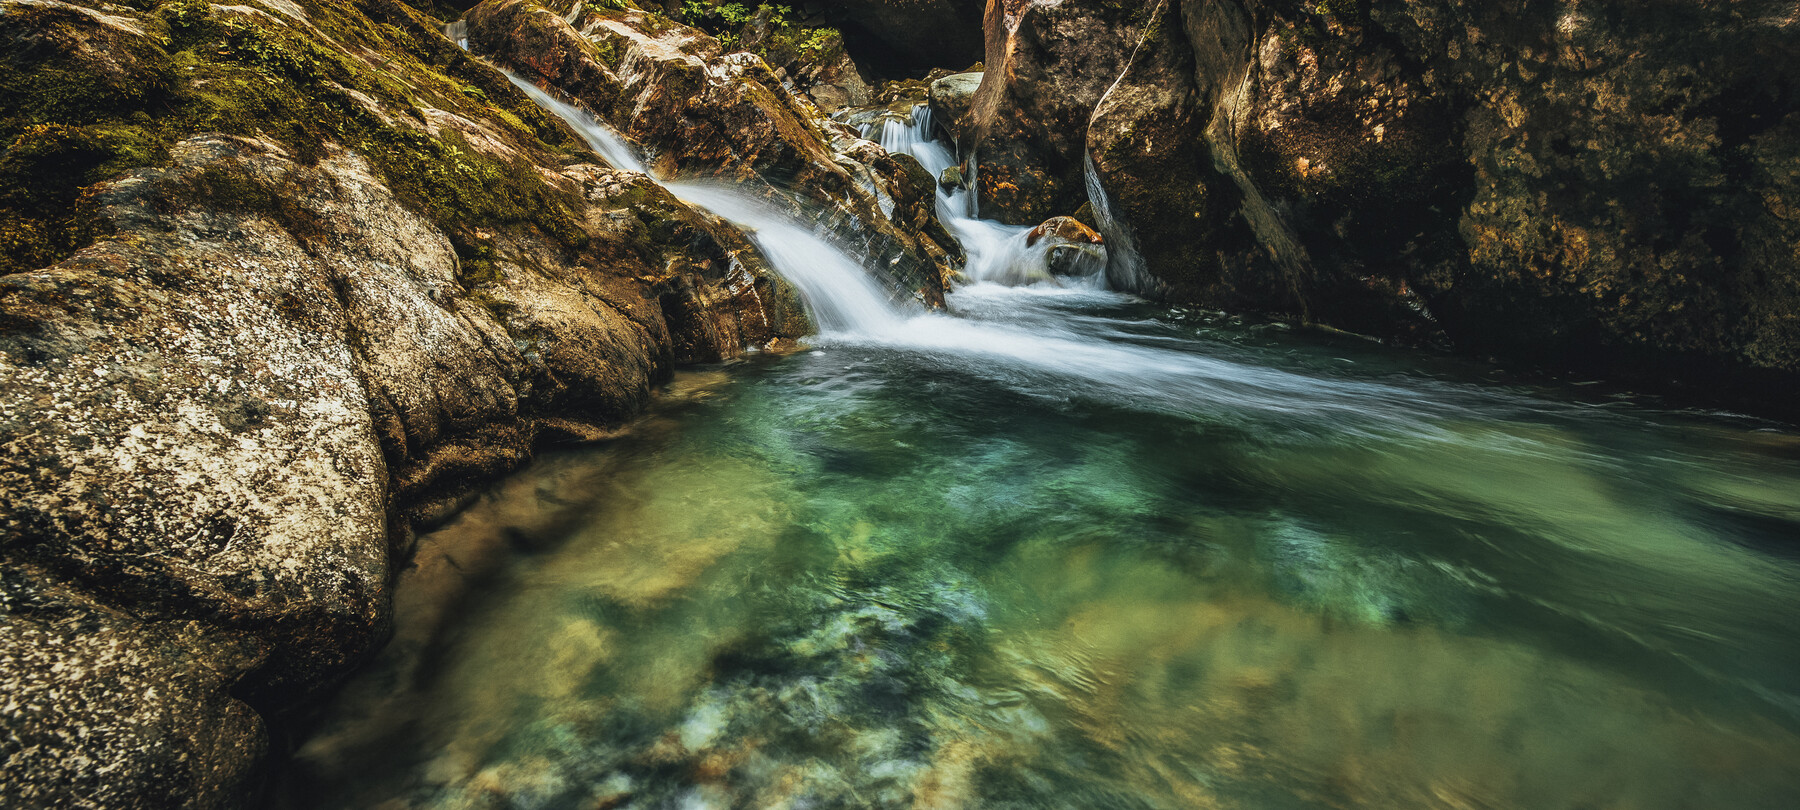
[956,0,1799,408]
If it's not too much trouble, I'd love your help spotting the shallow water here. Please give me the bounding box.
[283,286,1800,810]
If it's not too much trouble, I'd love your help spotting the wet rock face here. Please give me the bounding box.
[964,0,1153,225]
[0,1,809,804]
[466,0,960,304]
[1028,215,1108,277]
[978,0,1800,407]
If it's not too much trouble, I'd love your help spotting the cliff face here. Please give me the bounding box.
[959,0,1800,408]
[0,0,947,804]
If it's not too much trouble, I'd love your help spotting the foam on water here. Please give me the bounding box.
[510,82,1500,435]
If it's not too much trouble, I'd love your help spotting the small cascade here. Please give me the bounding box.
[443,20,468,50]
[1084,151,1154,293]
[668,184,912,335]
[504,72,914,337]
[882,106,1107,289]
[502,72,650,175]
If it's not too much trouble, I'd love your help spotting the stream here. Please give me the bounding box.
[277,89,1800,809]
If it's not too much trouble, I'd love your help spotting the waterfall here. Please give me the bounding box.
[502,73,651,175]
[498,70,1471,439]
[503,72,913,337]
[1084,151,1154,293]
[881,106,1107,289]
[443,20,468,50]
[666,183,912,335]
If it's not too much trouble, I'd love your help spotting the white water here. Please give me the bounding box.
[667,183,914,335]
[512,77,1498,433]
[503,72,649,174]
[877,108,1107,288]
[503,72,915,334]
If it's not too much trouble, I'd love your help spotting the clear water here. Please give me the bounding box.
[283,286,1800,810]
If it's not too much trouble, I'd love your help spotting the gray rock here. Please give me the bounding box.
[927,71,984,140]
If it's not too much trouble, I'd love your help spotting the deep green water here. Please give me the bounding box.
[285,287,1800,810]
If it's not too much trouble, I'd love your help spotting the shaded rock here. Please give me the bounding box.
[939,164,967,190]
[964,0,1151,224]
[1086,0,1244,295]
[800,49,874,110]
[1071,200,1099,232]
[979,0,1800,411]
[816,0,986,77]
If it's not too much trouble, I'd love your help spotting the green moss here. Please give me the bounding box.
[674,2,843,74]
[1,0,595,276]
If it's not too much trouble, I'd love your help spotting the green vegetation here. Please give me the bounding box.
[0,0,591,277]
[673,2,843,74]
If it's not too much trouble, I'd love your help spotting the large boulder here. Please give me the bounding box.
[0,1,807,805]
[466,0,960,304]
[927,70,983,141]
[961,0,1151,225]
[1175,0,1800,401]
[972,0,1800,411]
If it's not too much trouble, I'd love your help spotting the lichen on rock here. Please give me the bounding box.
[0,0,814,804]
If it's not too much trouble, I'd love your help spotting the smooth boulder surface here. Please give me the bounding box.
[926,70,983,140]
[0,1,807,805]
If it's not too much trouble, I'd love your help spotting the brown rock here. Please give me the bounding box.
[979,0,1800,410]
[0,1,810,804]
[466,0,960,304]
[964,0,1150,224]
[1026,215,1102,248]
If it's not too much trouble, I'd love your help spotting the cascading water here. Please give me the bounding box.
[511,79,1476,430]
[877,107,1107,288]
[288,62,1800,810]
[503,72,914,336]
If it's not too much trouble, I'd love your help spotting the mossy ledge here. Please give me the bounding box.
[1,0,809,805]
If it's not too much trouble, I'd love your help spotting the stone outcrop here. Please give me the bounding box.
[959,0,1154,225]
[0,0,810,805]
[926,70,982,142]
[465,0,961,303]
[969,0,1800,412]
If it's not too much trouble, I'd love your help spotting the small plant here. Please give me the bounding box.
[584,0,634,15]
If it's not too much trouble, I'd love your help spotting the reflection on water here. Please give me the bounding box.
[282,290,1800,810]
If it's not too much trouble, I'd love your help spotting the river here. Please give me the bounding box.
[276,88,1800,810]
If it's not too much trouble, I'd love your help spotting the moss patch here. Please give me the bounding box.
[1,0,593,275]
